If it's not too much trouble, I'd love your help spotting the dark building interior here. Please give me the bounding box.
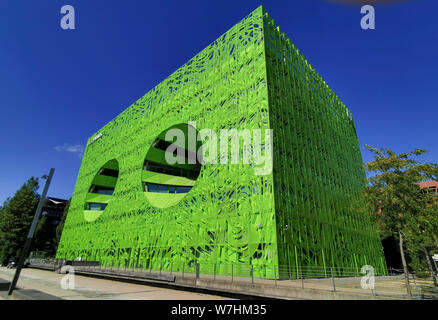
[41,197,68,231]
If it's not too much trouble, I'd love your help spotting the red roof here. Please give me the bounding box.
[418,181,438,189]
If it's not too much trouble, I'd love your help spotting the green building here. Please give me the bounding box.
[56,6,387,278]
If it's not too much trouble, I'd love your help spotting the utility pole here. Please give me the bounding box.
[8,168,55,296]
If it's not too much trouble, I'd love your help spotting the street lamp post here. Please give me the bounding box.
[8,168,55,296]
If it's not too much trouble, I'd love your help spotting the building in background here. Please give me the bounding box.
[56,6,386,278]
[419,181,438,196]
[42,197,68,230]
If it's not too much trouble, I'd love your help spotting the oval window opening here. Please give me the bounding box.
[142,123,202,208]
[84,159,119,222]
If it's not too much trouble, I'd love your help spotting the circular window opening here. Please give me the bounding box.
[84,159,119,222]
[142,123,202,208]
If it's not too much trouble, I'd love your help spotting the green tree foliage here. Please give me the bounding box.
[32,214,57,257]
[363,146,438,295]
[404,193,438,284]
[55,198,70,248]
[0,178,40,265]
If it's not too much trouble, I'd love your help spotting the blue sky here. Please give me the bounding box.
[0,0,437,203]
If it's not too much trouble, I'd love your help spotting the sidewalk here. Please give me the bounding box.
[0,267,231,300]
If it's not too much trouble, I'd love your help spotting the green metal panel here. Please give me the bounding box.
[91,175,117,189]
[84,193,112,204]
[261,7,386,276]
[145,148,195,169]
[102,159,119,171]
[141,171,196,186]
[84,210,105,223]
[56,6,386,278]
[57,6,277,277]
[143,192,189,209]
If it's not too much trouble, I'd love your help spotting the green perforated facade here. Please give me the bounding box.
[56,6,387,278]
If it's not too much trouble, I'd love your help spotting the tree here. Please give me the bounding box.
[404,194,438,286]
[0,178,40,265]
[32,214,57,257]
[55,198,70,249]
[363,146,438,298]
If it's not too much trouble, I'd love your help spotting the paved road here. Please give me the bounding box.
[0,267,232,300]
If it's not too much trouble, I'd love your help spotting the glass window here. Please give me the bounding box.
[148,183,169,193]
[157,184,169,193]
[176,186,192,193]
[96,188,113,195]
[147,183,159,193]
[146,183,193,194]
[88,203,104,211]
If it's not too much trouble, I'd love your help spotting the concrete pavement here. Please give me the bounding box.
[0,267,232,300]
